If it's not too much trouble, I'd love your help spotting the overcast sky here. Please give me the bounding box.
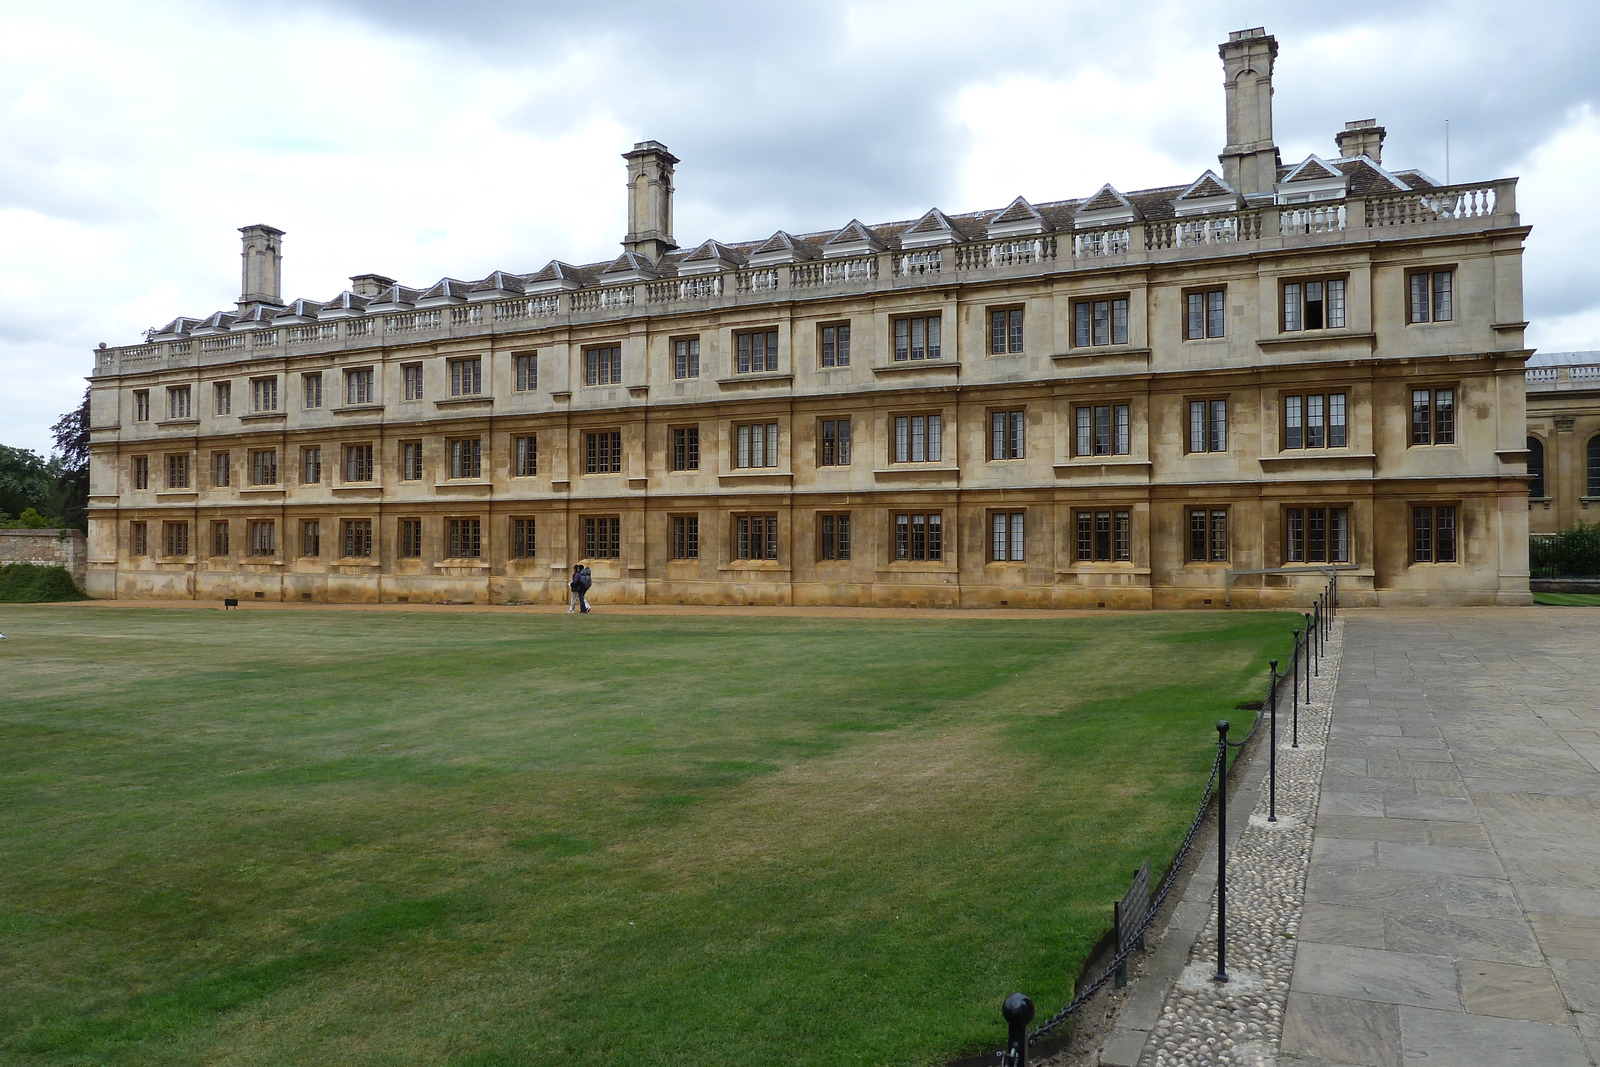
[2,0,1598,457]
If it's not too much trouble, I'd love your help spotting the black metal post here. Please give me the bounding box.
[1292,629,1302,748]
[1213,720,1230,983]
[1002,993,1034,1067]
[1307,610,1319,678]
[1268,659,1279,822]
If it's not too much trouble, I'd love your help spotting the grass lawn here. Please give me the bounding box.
[1533,592,1600,606]
[0,606,1294,1067]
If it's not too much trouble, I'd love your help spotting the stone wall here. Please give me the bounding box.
[0,529,88,589]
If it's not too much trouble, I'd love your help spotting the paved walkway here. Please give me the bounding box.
[1284,609,1600,1067]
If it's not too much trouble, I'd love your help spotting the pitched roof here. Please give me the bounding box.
[470,271,527,296]
[1176,170,1238,201]
[420,277,473,301]
[1079,183,1135,213]
[1282,155,1344,183]
[681,238,747,265]
[990,196,1044,226]
[320,291,370,313]
[822,218,885,250]
[274,299,325,320]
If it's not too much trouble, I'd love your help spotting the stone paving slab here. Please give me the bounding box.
[1282,608,1600,1067]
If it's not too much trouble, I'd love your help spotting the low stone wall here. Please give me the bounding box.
[0,529,88,589]
[1531,578,1600,594]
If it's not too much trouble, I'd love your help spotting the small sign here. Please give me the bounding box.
[1113,860,1151,988]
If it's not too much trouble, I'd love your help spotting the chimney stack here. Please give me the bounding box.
[1217,28,1280,195]
[1336,119,1386,165]
[350,274,395,298]
[622,140,679,263]
[238,224,285,312]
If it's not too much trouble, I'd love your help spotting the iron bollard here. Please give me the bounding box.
[1002,992,1034,1067]
[1292,629,1302,748]
[1213,720,1230,983]
[1268,659,1279,822]
[1307,610,1319,678]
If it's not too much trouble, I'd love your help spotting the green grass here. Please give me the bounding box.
[1533,592,1600,606]
[0,606,1294,1066]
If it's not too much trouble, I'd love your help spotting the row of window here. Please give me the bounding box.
[126,268,1463,422]
[127,389,1462,491]
[1524,434,1600,500]
[125,506,1459,566]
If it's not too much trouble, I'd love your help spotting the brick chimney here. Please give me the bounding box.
[1336,119,1386,165]
[237,224,285,312]
[349,274,396,298]
[1217,28,1280,196]
[622,140,679,263]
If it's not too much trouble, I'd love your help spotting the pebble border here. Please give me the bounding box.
[1141,620,1343,1067]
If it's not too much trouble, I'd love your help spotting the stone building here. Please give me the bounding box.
[85,28,1533,608]
[1525,351,1600,534]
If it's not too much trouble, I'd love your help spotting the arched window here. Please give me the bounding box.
[1589,435,1600,497]
[1528,436,1546,498]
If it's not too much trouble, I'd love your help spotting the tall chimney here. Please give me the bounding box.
[238,224,285,311]
[1336,119,1386,164]
[1217,28,1280,195]
[621,141,679,262]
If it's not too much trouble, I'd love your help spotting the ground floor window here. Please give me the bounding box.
[301,520,320,559]
[164,521,188,557]
[342,519,372,558]
[818,513,851,560]
[447,518,482,559]
[211,521,229,558]
[130,521,147,556]
[990,511,1024,561]
[512,518,535,559]
[399,519,422,559]
[1285,507,1349,563]
[893,512,942,561]
[735,515,779,561]
[672,515,698,560]
[1075,509,1131,562]
[250,520,275,557]
[1188,508,1228,562]
[1412,505,1457,563]
[585,516,621,559]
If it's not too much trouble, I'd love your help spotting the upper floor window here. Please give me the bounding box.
[133,390,150,422]
[893,413,942,463]
[1189,508,1229,563]
[818,419,851,466]
[213,451,230,488]
[820,323,851,367]
[585,345,622,386]
[1412,505,1457,563]
[343,443,374,482]
[132,454,149,490]
[1074,297,1128,347]
[893,315,941,361]
[735,422,779,469]
[251,377,278,413]
[249,449,278,486]
[1411,387,1455,446]
[515,435,538,478]
[1285,506,1349,564]
[1408,269,1454,324]
[736,329,780,374]
[165,453,190,489]
[672,427,699,471]
[1185,289,1225,340]
[448,438,482,479]
[302,446,322,484]
[167,385,191,420]
[1075,404,1130,457]
[990,410,1025,460]
[1075,509,1131,562]
[585,431,622,474]
[1527,437,1546,498]
[214,382,231,415]
[1284,393,1347,449]
[346,368,375,405]
[515,352,538,391]
[1283,278,1346,331]
[449,357,482,396]
[1187,399,1228,453]
[990,308,1024,354]
[894,512,942,561]
[1588,435,1600,497]
[403,363,424,401]
[734,515,779,561]
[401,441,423,481]
[304,372,323,409]
[673,338,700,379]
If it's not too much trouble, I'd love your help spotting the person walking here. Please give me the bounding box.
[576,565,593,613]
[568,564,585,613]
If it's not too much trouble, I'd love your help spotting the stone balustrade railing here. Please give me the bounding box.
[93,180,1519,375]
[1526,364,1600,390]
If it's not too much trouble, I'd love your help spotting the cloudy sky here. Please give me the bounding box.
[2,0,1598,456]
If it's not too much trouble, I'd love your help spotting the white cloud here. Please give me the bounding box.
[1517,105,1600,354]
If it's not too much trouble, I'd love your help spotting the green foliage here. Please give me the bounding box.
[0,507,56,529]
[0,563,87,602]
[0,444,58,520]
[51,387,91,531]
[1530,523,1600,578]
[0,608,1293,1066]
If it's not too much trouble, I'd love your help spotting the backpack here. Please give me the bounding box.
[575,568,592,593]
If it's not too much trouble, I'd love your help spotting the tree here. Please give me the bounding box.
[50,387,90,531]
[0,445,57,520]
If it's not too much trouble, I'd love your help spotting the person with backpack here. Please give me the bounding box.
[569,563,593,613]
